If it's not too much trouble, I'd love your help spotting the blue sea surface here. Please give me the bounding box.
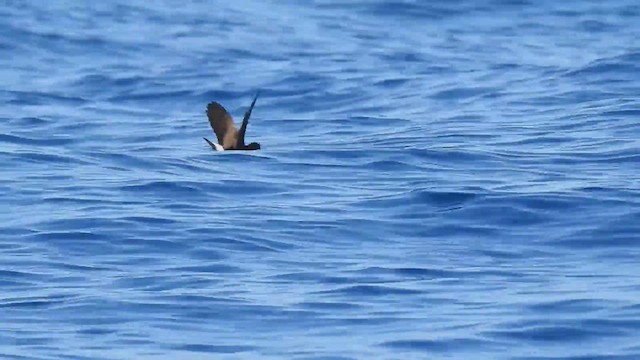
[1,1,640,359]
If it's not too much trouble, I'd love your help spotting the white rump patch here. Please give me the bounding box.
[212,143,225,151]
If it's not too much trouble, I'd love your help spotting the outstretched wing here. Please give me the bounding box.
[206,102,238,149]
[237,92,260,147]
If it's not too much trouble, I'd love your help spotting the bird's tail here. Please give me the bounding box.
[204,137,224,151]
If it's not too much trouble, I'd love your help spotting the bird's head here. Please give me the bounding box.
[247,142,261,150]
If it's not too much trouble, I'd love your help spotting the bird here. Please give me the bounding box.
[203,92,261,151]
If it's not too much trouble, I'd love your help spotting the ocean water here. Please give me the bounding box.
[1,0,639,359]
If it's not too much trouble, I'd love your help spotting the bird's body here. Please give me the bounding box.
[203,138,225,151]
[204,93,261,151]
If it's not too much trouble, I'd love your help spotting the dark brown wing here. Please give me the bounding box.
[237,92,259,147]
[206,102,238,149]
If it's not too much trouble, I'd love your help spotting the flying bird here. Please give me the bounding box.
[204,92,261,151]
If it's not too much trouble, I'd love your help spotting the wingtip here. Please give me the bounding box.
[206,101,226,115]
[244,91,260,119]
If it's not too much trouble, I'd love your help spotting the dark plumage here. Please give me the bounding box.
[204,93,261,151]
